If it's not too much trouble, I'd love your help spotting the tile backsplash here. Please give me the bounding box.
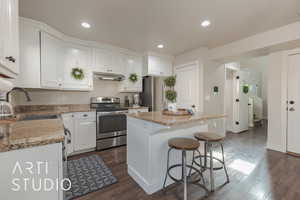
[12,79,138,106]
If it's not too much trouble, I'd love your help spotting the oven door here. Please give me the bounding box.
[97,112,127,139]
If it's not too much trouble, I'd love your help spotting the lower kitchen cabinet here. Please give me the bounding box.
[128,108,149,114]
[74,115,96,151]
[62,112,96,155]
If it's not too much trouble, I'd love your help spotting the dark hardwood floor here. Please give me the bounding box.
[71,124,300,200]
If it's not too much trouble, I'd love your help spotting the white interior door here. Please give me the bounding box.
[174,62,200,111]
[287,53,300,154]
[232,70,249,133]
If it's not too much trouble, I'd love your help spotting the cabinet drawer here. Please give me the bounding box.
[74,111,96,119]
[96,135,126,150]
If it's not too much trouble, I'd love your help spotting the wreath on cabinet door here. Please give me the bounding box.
[129,73,138,83]
[71,68,85,80]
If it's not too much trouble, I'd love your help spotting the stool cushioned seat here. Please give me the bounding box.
[168,138,199,151]
[194,132,224,142]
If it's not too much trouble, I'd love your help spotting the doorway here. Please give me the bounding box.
[224,56,268,134]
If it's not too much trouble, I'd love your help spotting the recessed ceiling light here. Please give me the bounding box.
[201,20,211,27]
[157,44,164,49]
[81,22,91,29]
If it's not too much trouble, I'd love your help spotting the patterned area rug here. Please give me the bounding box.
[65,154,117,200]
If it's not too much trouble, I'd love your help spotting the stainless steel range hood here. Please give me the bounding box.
[93,72,125,81]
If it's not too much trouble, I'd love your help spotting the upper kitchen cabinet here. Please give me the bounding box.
[119,55,143,92]
[93,48,125,75]
[62,42,93,90]
[143,52,173,77]
[40,31,93,91]
[0,0,19,77]
[40,31,64,89]
[15,20,41,88]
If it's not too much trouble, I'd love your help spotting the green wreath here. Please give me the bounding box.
[71,68,85,80]
[129,73,138,83]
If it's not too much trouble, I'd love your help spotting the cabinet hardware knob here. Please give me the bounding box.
[83,114,88,117]
[289,107,295,112]
[5,56,15,63]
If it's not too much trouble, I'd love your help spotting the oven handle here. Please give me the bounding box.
[97,111,128,115]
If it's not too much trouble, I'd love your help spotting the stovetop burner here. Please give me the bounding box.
[90,96,128,112]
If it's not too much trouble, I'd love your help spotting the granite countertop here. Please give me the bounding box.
[14,104,95,117]
[0,104,98,153]
[0,119,64,153]
[128,111,226,126]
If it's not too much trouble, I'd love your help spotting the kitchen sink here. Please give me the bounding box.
[20,114,59,121]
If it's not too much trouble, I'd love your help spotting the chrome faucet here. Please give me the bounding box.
[6,87,32,102]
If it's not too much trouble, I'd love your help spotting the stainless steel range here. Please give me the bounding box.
[91,97,128,150]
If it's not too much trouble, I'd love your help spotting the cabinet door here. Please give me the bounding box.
[160,57,172,76]
[74,118,96,151]
[15,20,41,88]
[112,52,125,74]
[94,48,113,73]
[62,42,93,90]
[121,55,142,92]
[41,32,64,89]
[148,55,161,76]
[0,0,19,75]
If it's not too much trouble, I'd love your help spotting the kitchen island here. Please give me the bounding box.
[127,111,226,194]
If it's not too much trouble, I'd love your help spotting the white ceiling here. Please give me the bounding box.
[20,0,300,55]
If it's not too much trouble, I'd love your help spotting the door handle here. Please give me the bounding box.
[289,107,295,112]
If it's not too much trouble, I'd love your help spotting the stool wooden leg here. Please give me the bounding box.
[182,150,187,200]
[208,143,214,192]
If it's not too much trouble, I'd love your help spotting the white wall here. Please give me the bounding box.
[225,69,234,132]
[208,21,300,61]
[13,79,133,105]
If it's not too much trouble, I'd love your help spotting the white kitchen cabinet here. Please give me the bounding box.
[40,31,64,89]
[15,20,41,88]
[0,143,63,200]
[119,55,143,92]
[74,112,96,152]
[0,0,19,77]
[144,53,173,77]
[41,31,93,91]
[62,112,96,155]
[62,41,93,91]
[128,107,149,114]
[94,48,125,74]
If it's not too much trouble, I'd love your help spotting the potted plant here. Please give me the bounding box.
[164,76,177,112]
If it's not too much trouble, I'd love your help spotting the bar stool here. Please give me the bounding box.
[192,132,230,192]
[163,137,208,200]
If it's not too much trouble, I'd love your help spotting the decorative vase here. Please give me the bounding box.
[167,102,177,112]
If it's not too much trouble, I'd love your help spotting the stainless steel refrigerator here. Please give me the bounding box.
[141,76,166,111]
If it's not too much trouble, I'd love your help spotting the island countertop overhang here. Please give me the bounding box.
[127,111,226,126]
